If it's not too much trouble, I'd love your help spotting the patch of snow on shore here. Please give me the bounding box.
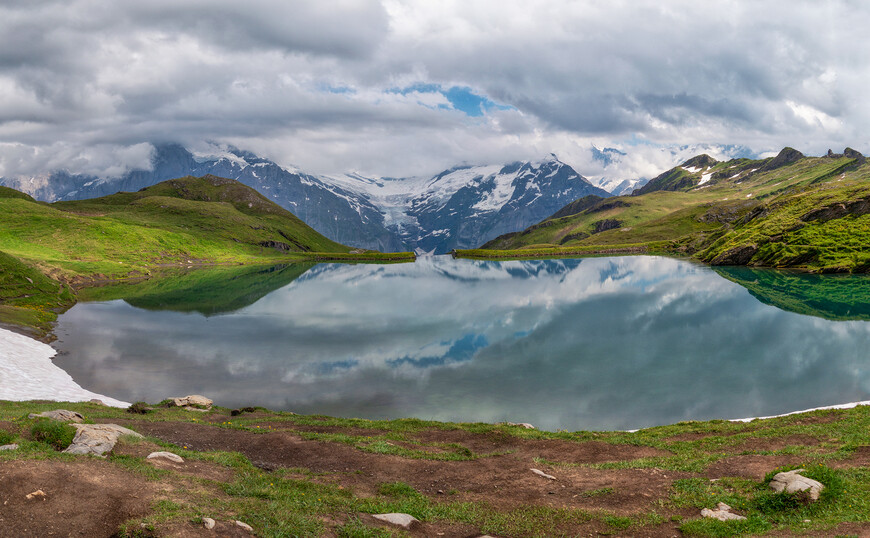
[731,400,870,423]
[0,328,129,407]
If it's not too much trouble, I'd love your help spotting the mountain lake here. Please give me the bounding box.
[52,255,870,431]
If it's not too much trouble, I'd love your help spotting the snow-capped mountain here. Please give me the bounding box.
[589,177,649,196]
[2,143,403,251]
[329,156,609,253]
[1,145,608,254]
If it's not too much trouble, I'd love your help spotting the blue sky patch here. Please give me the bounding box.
[387,84,513,117]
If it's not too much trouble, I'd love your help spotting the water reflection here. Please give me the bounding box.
[53,256,870,431]
[713,266,870,321]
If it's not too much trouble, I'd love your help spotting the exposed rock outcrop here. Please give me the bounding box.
[710,245,758,266]
[592,219,622,234]
[800,199,870,223]
[63,424,143,456]
[28,410,83,423]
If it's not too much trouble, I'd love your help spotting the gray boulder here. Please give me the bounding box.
[171,395,213,410]
[769,469,824,501]
[372,513,420,529]
[28,409,83,423]
[62,424,143,456]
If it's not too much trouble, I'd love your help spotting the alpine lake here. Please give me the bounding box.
[52,255,870,432]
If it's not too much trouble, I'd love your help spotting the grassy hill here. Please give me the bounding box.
[0,251,76,337]
[463,148,870,273]
[0,174,412,335]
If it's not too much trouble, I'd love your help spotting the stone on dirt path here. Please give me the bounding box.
[147,451,184,463]
[62,424,143,456]
[202,517,216,530]
[235,520,254,531]
[530,468,557,480]
[769,469,824,501]
[701,502,746,521]
[25,489,46,500]
[372,513,420,529]
[28,409,83,423]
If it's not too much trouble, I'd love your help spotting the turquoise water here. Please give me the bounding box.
[53,256,870,431]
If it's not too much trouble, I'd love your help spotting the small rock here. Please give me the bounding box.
[500,422,535,429]
[437,489,444,494]
[28,409,84,423]
[769,469,824,501]
[202,517,216,530]
[63,424,143,456]
[26,490,46,500]
[530,468,557,480]
[0,444,18,451]
[147,451,184,463]
[89,399,106,406]
[171,395,213,410]
[371,513,420,529]
[235,520,253,531]
[701,502,746,521]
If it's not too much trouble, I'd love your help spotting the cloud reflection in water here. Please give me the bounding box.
[53,256,870,431]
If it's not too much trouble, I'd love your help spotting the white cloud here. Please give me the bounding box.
[0,0,867,179]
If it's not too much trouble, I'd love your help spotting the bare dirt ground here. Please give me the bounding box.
[3,412,870,537]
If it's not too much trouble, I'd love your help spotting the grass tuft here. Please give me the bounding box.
[30,419,76,451]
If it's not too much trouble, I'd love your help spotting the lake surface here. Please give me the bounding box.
[53,256,870,431]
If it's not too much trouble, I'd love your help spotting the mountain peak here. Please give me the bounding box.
[680,154,718,170]
[760,147,804,172]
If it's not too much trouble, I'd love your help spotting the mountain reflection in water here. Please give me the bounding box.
[53,256,870,431]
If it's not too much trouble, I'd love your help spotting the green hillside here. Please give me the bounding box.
[0,251,76,338]
[0,174,357,282]
[0,174,412,335]
[463,148,870,272]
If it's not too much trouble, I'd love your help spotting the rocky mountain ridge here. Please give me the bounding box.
[1,145,609,254]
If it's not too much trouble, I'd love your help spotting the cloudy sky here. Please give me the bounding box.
[0,0,865,180]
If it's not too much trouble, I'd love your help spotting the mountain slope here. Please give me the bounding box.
[0,175,356,283]
[402,158,610,253]
[1,144,402,252]
[462,148,870,272]
[329,157,610,253]
[2,145,609,254]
